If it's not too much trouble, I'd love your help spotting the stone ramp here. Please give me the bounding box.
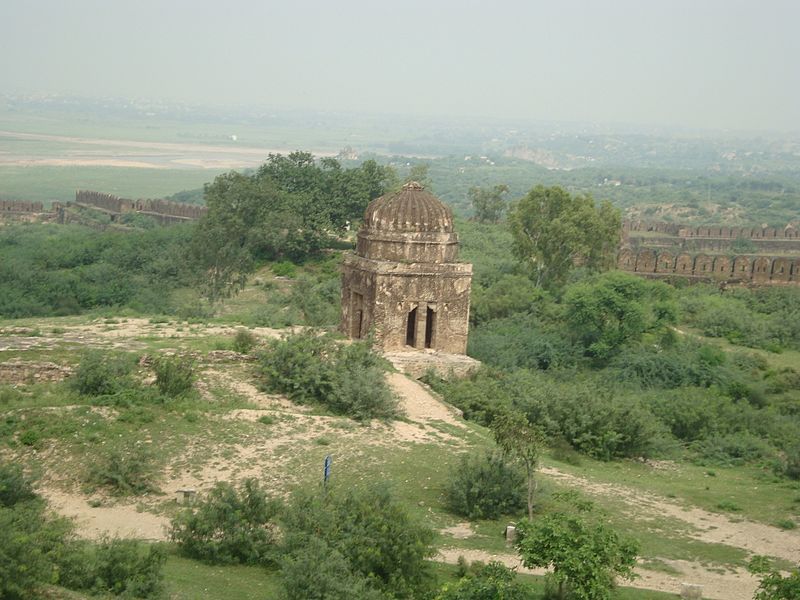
[384,350,480,379]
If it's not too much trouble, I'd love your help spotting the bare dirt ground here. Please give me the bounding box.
[436,547,761,600]
[0,130,337,170]
[539,467,800,564]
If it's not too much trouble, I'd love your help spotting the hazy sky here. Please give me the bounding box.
[1,0,798,132]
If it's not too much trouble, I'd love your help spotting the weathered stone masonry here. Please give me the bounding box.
[618,248,800,285]
[340,182,473,354]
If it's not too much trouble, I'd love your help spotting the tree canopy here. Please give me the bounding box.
[508,185,620,288]
[516,501,638,600]
[469,184,509,224]
[192,152,395,300]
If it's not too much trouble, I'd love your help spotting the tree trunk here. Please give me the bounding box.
[526,463,537,521]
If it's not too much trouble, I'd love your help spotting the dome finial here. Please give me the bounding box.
[403,181,424,191]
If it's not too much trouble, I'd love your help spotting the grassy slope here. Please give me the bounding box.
[2,287,798,600]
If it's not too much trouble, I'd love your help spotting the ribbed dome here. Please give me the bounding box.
[363,182,453,233]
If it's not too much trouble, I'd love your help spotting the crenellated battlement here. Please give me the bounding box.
[618,248,799,285]
[73,190,207,221]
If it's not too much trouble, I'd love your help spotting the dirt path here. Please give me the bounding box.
[386,372,464,427]
[43,490,168,541]
[436,548,760,600]
[540,467,800,564]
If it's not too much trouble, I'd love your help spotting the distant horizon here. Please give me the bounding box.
[3,91,799,140]
[2,0,798,134]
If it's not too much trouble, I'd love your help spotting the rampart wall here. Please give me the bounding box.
[0,200,44,213]
[618,248,799,285]
[623,220,800,256]
[74,190,207,222]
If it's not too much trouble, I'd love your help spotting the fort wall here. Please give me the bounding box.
[74,190,207,221]
[617,248,799,285]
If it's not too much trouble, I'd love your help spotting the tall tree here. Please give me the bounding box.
[469,184,509,224]
[491,410,544,520]
[192,154,394,300]
[508,185,621,288]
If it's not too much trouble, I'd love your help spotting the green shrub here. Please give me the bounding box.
[435,561,535,600]
[58,538,166,599]
[170,479,279,565]
[0,463,37,508]
[271,261,297,278]
[71,350,135,396]
[780,445,800,480]
[0,502,71,600]
[281,486,435,599]
[86,445,158,496]
[693,433,774,467]
[281,537,390,600]
[444,451,526,520]
[152,355,195,397]
[775,519,797,530]
[232,328,257,354]
[257,332,399,421]
[715,500,743,512]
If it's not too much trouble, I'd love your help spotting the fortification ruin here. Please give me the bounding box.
[620,220,800,285]
[63,190,207,225]
[0,200,48,222]
[340,182,473,353]
[0,191,207,228]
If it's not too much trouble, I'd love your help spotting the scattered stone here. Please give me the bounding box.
[504,524,517,544]
[175,488,197,505]
[0,360,73,384]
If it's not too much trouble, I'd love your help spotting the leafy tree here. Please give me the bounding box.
[749,556,800,600]
[508,185,620,288]
[469,184,509,224]
[170,479,278,565]
[193,153,393,300]
[516,504,638,600]
[563,271,676,361]
[491,411,545,520]
[435,561,535,600]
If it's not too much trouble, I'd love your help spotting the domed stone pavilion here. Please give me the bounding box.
[340,182,473,353]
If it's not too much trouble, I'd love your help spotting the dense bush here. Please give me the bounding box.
[280,486,436,599]
[431,369,661,460]
[444,451,526,520]
[563,271,677,361]
[152,354,195,398]
[280,537,390,600]
[58,538,166,599]
[0,463,37,508]
[435,561,535,600]
[86,445,158,496]
[468,313,577,371]
[257,331,399,421]
[692,433,774,467]
[0,223,197,318]
[70,350,136,396]
[679,285,800,352]
[232,328,257,354]
[610,341,727,390]
[0,500,70,600]
[170,479,279,565]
